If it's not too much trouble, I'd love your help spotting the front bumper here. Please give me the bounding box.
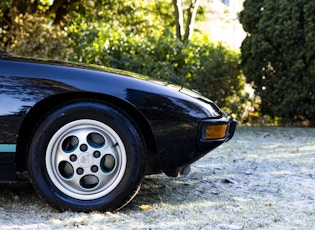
[197,116,237,152]
[159,116,237,178]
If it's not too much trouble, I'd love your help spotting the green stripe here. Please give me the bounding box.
[0,144,16,152]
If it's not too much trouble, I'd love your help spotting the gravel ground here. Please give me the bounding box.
[0,126,314,230]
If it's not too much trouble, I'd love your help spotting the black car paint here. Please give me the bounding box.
[0,54,235,181]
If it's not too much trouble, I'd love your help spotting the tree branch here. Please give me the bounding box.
[172,0,184,41]
[184,0,200,41]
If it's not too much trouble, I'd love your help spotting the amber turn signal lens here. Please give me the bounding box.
[202,124,227,140]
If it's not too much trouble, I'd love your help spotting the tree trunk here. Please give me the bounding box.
[10,0,39,14]
[46,0,79,25]
[172,0,200,42]
[11,0,29,14]
[184,0,200,41]
[172,0,184,41]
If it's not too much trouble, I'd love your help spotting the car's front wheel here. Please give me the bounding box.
[27,101,147,212]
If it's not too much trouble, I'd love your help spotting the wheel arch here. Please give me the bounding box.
[15,92,159,173]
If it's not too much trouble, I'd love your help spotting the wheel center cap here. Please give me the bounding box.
[78,153,94,168]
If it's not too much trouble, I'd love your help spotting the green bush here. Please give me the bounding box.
[0,1,247,121]
[0,11,71,60]
[240,0,315,125]
[68,23,246,119]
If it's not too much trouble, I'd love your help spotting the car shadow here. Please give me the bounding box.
[0,171,220,213]
[125,171,221,212]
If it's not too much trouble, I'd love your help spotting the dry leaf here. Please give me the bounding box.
[139,204,151,211]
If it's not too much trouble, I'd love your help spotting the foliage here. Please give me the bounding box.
[0,12,70,59]
[69,0,173,37]
[0,0,71,59]
[182,36,245,114]
[0,0,247,120]
[68,22,245,117]
[240,0,315,125]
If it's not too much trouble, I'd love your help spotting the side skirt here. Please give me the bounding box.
[0,144,17,183]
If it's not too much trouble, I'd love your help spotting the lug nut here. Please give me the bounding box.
[91,165,98,173]
[77,168,84,175]
[80,144,88,152]
[93,151,101,158]
[70,154,77,162]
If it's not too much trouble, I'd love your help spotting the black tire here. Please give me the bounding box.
[27,101,147,212]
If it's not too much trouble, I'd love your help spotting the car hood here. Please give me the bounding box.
[1,52,214,104]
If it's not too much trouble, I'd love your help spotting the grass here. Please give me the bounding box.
[0,126,314,229]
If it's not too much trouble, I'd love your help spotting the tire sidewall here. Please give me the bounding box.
[28,102,146,211]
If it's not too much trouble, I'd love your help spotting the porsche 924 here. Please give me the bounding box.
[0,49,236,212]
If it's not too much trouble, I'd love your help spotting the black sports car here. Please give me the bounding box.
[0,49,236,212]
